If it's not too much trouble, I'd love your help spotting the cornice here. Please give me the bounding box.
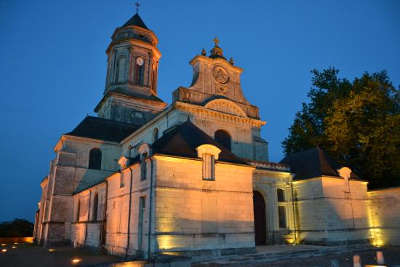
[94,91,167,112]
[175,101,266,127]
[107,38,161,59]
[54,135,120,152]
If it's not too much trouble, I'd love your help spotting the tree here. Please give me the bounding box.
[282,68,400,189]
[0,219,33,237]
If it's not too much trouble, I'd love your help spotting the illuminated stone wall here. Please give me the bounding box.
[367,187,400,246]
[71,182,107,248]
[39,134,118,246]
[292,177,369,244]
[104,162,152,256]
[153,155,254,253]
[121,106,269,163]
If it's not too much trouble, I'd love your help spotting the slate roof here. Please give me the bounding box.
[123,13,148,29]
[65,116,140,143]
[280,147,359,180]
[152,120,248,165]
[74,171,112,194]
[73,155,141,194]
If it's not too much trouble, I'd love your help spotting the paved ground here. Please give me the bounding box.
[0,243,121,267]
[193,245,400,267]
[1,242,400,267]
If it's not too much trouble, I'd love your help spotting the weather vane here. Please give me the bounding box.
[135,1,140,14]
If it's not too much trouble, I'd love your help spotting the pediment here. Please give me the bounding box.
[204,99,247,117]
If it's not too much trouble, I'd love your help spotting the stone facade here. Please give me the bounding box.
[34,11,400,260]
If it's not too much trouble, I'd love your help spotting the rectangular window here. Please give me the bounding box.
[120,173,125,188]
[202,154,215,180]
[277,189,285,202]
[141,161,147,181]
[140,153,148,181]
[138,196,146,250]
[76,199,80,222]
[278,206,287,228]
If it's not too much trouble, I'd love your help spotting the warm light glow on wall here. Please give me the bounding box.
[284,232,301,245]
[23,237,34,243]
[111,261,147,267]
[157,235,177,250]
[154,155,199,164]
[367,201,385,247]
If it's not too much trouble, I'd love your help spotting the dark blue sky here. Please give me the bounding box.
[0,1,399,222]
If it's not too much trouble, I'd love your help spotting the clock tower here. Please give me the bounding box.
[95,12,167,125]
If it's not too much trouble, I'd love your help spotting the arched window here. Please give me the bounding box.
[89,148,102,170]
[116,56,128,83]
[92,193,98,221]
[214,130,231,150]
[153,128,159,143]
[135,56,145,86]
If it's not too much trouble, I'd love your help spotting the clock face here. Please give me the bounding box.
[213,66,229,84]
[136,57,144,66]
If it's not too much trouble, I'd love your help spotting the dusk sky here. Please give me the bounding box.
[0,0,399,222]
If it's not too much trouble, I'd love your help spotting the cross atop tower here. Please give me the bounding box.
[213,37,219,47]
[135,1,140,14]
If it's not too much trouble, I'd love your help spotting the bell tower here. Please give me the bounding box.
[95,11,167,125]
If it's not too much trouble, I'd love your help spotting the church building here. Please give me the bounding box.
[33,10,400,259]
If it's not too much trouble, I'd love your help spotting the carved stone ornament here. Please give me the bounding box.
[218,85,228,94]
[204,99,247,117]
[213,66,229,84]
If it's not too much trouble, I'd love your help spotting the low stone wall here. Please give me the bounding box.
[0,237,33,244]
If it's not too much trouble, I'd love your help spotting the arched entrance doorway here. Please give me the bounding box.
[253,191,267,245]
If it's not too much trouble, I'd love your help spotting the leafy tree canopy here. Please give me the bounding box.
[0,219,33,237]
[282,68,400,189]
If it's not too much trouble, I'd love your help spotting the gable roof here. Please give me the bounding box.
[152,120,247,165]
[280,147,344,180]
[65,116,141,143]
[122,13,148,29]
